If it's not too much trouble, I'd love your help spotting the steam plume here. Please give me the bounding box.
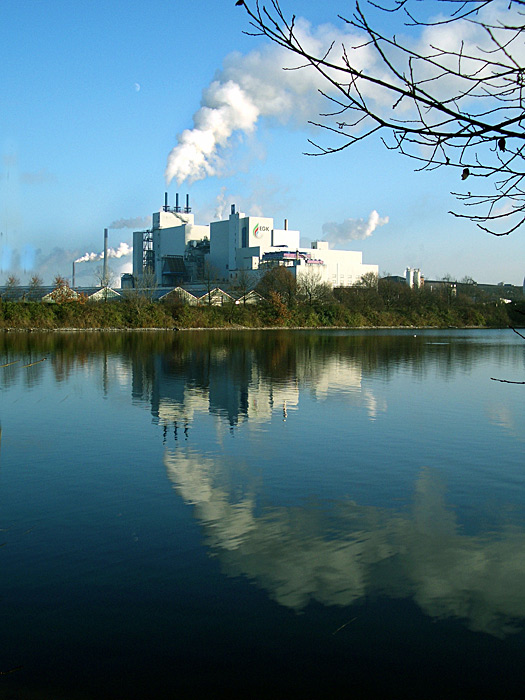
[75,242,132,264]
[109,216,150,230]
[165,20,374,185]
[165,3,521,187]
[322,211,389,246]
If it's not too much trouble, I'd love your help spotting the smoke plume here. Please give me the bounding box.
[165,2,523,187]
[214,188,228,221]
[75,242,132,264]
[322,211,389,247]
[165,20,375,185]
[109,216,150,230]
[1,244,133,286]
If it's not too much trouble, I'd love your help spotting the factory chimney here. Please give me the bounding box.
[284,219,288,230]
[164,192,169,212]
[184,194,191,214]
[175,193,180,212]
[103,228,108,286]
[72,261,75,288]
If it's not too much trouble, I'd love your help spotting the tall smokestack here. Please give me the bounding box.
[175,193,180,212]
[284,219,288,230]
[185,194,191,213]
[103,228,108,286]
[164,192,169,211]
[72,261,75,288]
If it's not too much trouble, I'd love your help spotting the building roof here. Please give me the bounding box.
[42,286,80,303]
[86,287,122,301]
[159,287,198,303]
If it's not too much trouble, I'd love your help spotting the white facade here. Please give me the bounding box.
[208,205,301,281]
[133,197,378,289]
[133,203,210,286]
[304,242,378,287]
[152,213,209,264]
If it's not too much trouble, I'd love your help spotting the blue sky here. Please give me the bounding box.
[1,0,523,286]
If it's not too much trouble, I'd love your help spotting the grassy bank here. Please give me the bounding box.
[0,294,519,330]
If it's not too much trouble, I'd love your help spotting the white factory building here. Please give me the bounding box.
[131,194,378,289]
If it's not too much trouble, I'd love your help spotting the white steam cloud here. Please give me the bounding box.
[214,187,228,221]
[165,20,375,185]
[75,242,132,264]
[166,80,260,184]
[1,245,133,285]
[165,2,523,187]
[322,211,389,247]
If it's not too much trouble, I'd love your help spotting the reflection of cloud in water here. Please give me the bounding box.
[304,356,386,420]
[305,357,362,398]
[165,452,525,638]
[166,450,257,549]
[486,402,525,441]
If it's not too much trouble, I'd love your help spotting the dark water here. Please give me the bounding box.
[0,329,524,699]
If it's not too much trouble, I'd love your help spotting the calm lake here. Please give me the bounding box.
[1,328,524,698]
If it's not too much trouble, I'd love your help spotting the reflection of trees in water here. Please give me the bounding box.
[124,330,523,430]
[2,328,519,374]
[1,329,521,403]
[165,451,525,638]
[0,334,135,390]
[0,355,48,388]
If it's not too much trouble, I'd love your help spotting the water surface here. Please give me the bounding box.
[0,329,524,698]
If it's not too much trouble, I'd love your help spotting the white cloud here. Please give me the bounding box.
[165,19,375,185]
[322,210,389,246]
[165,1,523,188]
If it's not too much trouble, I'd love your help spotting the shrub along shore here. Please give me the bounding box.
[0,292,521,331]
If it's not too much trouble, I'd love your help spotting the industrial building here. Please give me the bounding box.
[405,267,423,288]
[131,194,378,289]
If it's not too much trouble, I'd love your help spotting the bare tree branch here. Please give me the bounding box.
[240,0,525,234]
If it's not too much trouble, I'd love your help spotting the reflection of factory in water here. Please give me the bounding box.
[131,345,299,433]
[130,338,383,437]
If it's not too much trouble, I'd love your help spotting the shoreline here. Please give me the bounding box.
[0,324,498,333]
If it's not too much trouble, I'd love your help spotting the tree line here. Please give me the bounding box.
[253,265,519,328]
[0,265,520,329]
